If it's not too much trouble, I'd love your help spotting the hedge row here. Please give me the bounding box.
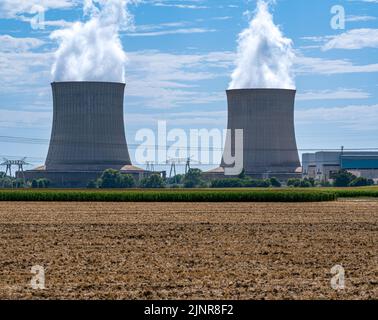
[332,189,378,198]
[0,190,337,202]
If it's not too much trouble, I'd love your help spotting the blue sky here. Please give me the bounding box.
[0,0,377,172]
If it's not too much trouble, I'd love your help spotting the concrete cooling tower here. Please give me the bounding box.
[46,82,131,171]
[209,89,301,180]
[22,81,144,187]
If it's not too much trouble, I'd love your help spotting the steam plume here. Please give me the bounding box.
[229,0,295,90]
[51,0,137,83]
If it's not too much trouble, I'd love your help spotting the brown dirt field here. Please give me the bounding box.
[0,201,377,300]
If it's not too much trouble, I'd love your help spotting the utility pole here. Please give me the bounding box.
[166,159,177,178]
[185,157,191,174]
[146,161,155,172]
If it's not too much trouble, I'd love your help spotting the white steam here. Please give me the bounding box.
[229,0,295,90]
[51,0,137,83]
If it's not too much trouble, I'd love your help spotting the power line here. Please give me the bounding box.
[1,135,378,152]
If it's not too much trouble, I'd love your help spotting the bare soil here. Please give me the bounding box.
[0,201,377,300]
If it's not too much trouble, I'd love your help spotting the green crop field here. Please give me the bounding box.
[0,187,377,202]
[0,189,338,202]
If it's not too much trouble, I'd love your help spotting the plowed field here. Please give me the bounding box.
[0,201,376,299]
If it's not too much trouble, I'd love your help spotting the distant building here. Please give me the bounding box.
[302,151,378,182]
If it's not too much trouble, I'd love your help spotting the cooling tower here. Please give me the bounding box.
[221,89,300,177]
[45,81,132,171]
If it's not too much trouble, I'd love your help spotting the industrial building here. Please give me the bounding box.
[21,81,146,187]
[302,151,378,182]
[208,89,301,180]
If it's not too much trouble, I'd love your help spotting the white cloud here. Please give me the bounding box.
[152,2,208,9]
[0,109,51,128]
[0,45,234,111]
[17,15,74,28]
[0,0,77,19]
[323,28,378,50]
[350,0,378,3]
[295,55,378,75]
[297,88,371,101]
[212,16,232,21]
[301,29,378,51]
[125,110,227,128]
[135,21,189,32]
[127,27,215,37]
[125,50,234,108]
[296,104,378,131]
[0,35,44,52]
[346,15,377,22]
[2,41,378,111]
[0,51,52,93]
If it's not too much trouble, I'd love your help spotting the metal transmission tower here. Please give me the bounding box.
[1,157,29,178]
[166,158,178,178]
[1,158,30,188]
[146,161,155,172]
[166,157,202,178]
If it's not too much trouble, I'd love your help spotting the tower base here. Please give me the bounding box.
[18,165,147,188]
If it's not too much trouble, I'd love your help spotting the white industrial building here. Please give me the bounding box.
[302,151,378,182]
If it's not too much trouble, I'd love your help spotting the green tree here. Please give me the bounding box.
[101,169,119,188]
[140,174,165,188]
[0,177,13,188]
[304,177,316,187]
[31,179,38,188]
[270,177,282,188]
[238,169,246,180]
[167,174,184,185]
[211,178,244,188]
[256,179,271,188]
[44,179,51,188]
[121,174,136,188]
[287,178,301,188]
[299,180,312,188]
[99,169,122,188]
[38,179,45,188]
[14,179,25,188]
[349,177,374,187]
[87,180,98,189]
[183,169,203,188]
[331,170,356,187]
[320,180,332,187]
[98,169,135,188]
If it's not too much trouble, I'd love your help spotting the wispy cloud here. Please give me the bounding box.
[296,104,378,131]
[0,0,77,19]
[297,88,371,101]
[295,55,378,74]
[127,27,215,37]
[301,29,378,51]
[125,50,234,108]
[0,109,51,128]
[151,1,208,9]
[346,15,376,22]
[0,35,44,52]
[323,28,378,50]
